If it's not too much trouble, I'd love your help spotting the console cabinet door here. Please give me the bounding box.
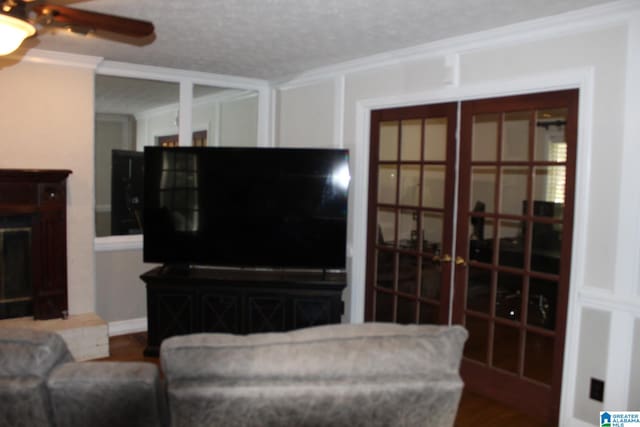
[147,286,196,348]
[291,296,338,329]
[200,290,243,334]
[247,293,288,333]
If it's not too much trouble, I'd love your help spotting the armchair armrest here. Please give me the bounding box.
[47,361,167,427]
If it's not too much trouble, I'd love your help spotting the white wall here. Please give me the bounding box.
[277,79,336,148]
[275,3,640,425]
[0,54,98,315]
[219,93,259,147]
[95,249,151,323]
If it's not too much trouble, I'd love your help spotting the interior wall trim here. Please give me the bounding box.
[614,12,640,297]
[108,317,147,337]
[94,235,143,252]
[275,0,637,89]
[97,60,269,91]
[568,416,601,427]
[333,75,346,149]
[580,287,640,317]
[14,48,102,69]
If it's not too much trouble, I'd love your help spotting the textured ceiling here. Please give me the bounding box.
[20,0,616,80]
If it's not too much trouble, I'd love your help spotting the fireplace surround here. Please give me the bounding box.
[0,169,71,320]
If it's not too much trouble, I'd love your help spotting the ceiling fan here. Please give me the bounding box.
[0,0,154,55]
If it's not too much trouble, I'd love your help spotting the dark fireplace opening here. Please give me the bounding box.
[0,215,34,319]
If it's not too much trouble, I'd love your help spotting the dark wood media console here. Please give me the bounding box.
[141,266,347,356]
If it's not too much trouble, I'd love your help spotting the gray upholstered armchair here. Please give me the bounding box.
[161,323,468,427]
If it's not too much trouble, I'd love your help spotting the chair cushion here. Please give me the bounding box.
[0,328,73,378]
[162,322,467,382]
[161,323,468,427]
[47,361,167,427]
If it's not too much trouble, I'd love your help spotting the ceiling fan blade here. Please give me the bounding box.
[33,3,154,37]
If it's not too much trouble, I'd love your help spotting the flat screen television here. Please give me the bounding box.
[143,146,350,270]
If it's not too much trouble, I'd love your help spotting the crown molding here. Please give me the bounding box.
[275,0,639,89]
[192,88,258,108]
[97,60,270,92]
[12,48,102,69]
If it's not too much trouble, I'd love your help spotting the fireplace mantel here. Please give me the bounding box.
[0,169,72,320]
[0,169,72,183]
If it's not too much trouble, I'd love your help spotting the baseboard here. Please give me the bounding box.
[563,416,597,427]
[108,317,147,337]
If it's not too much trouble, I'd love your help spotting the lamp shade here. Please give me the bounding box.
[0,14,36,56]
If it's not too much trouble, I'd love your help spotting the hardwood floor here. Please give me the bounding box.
[100,333,550,427]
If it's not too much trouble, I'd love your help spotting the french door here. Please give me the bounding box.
[365,102,458,325]
[365,89,578,424]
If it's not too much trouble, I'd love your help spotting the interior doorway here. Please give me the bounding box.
[365,89,579,424]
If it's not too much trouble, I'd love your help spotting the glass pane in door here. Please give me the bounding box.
[493,324,520,373]
[502,111,530,161]
[378,165,397,205]
[496,272,522,321]
[424,118,447,161]
[377,208,395,247]
[528,278,558,330]
[400,165,421,206]
[379,121,399,161]
[534,109,568,162]
[464,316,489,363]
[374,291,393,322]
[466,267,491,314]
[500,167,528,216]
[400,120,421,161]
[472,114,499,162]
[470,167,497,214]
[422,166,446,209]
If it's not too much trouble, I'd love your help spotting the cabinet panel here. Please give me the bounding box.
[292,297,334,329]
[247,294,288,333]
[149,292,195,348]
[200,291,242,334]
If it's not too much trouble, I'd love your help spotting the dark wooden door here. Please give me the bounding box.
[365,90,578,424]
[454,89,578,423]
[365,102,458,324]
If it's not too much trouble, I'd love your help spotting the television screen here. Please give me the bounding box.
[143,147,350,270]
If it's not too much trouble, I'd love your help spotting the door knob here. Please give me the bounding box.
[432,254,452,264]
[455,256,467,266]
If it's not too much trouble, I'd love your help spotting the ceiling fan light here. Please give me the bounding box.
[0,14,36,56]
